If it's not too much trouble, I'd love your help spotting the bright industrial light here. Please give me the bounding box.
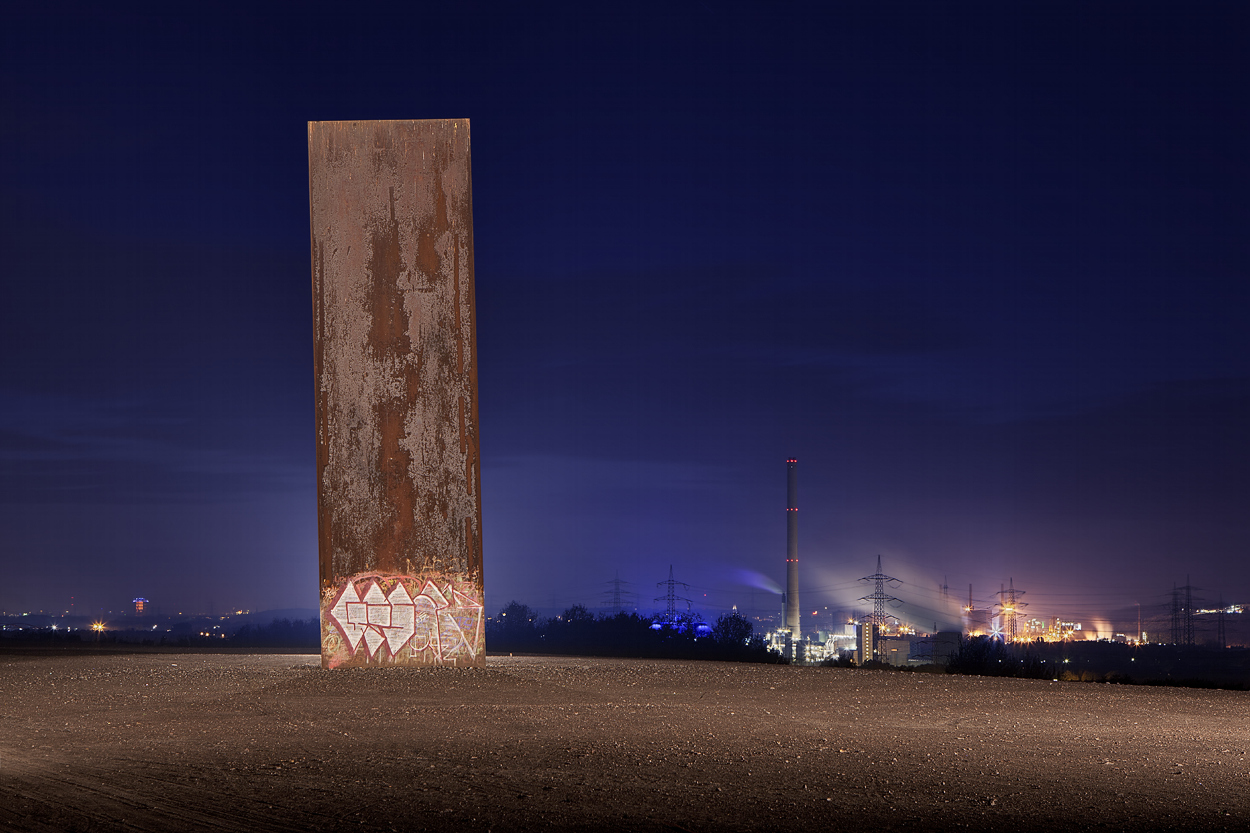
[91,622,105,632]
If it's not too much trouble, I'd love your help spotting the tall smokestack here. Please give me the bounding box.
[786,458,800,639]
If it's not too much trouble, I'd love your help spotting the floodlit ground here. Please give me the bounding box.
[1,652,1247,831]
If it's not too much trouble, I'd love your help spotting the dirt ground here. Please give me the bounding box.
[1,651,1247,832]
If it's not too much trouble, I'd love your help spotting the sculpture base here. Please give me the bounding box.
[320,572,484,669]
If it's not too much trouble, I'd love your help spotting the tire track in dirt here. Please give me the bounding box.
[2,758,329,833]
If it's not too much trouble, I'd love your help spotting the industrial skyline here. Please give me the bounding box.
[16,522,1238,654]
[9,564,1242,656]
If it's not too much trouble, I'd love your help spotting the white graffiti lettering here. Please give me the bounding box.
[328,577,483,663]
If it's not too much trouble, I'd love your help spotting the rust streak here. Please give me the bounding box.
[415,170,449,290]
[366,185,417,576]
[458,396,467,454]
[453,231,463,375]
[313,238,333,590]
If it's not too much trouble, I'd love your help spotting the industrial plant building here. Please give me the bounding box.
[759,458,1142,666]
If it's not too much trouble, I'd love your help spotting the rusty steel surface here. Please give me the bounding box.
[309,119,482,669]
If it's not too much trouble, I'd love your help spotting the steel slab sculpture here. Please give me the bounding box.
[308,119,483,668]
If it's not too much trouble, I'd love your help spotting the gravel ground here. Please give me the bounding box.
[1,652,1247,832]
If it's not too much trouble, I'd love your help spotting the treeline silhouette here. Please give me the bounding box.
[0,618,320,649]
[230,618,319,648]
[487,602,786,663]
[945,635,1249,690]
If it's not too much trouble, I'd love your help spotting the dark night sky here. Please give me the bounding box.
[3,2,1248,635]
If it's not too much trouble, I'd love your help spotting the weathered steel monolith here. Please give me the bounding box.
[309,119,483,668]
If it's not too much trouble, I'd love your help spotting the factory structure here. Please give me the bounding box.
[734,458,1232,663]
[475,452,1241,656]
[764,459,967,666]
[766,458,834,663]
[782,458,800,641]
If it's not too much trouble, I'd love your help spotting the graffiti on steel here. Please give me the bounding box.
[321,574,483,668]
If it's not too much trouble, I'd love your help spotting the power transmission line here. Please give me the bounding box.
[858,555,903,627]
[995,579,1027,642]
[655,565,694,621]
[1171,579,1197,646]
[603,571,633,614]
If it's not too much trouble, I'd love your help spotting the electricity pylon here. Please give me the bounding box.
[858,555,903,627]
[995,579,1027,642]
[655,565,693,621]
[604,571,633,614]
